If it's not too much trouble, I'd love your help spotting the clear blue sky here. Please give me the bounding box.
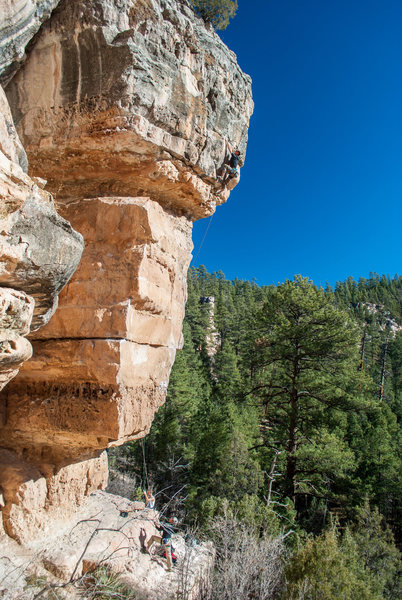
[191,0,402,287]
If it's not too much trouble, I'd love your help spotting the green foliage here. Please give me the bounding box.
[283,528,377,600]
[389,333,402,418]
[295,430,355,495]
[345,402,402,530]
[79,568,136,599]
[214,340,242,398]
[132,486,143,502]
[249,276,371,507]
[284,502,401,600]
[198,494,284,535]
[191,0,238,30]
[335,274,402,321]
[189,400,263,516]
[110,267,401,552]
[343,500,402,599]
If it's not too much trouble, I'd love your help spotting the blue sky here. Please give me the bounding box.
[191,0,402,287]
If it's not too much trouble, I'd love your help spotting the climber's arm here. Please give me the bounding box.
[225,139,233,154]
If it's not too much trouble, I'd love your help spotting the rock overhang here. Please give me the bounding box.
[5,0,253,219]
[0,0,254,545]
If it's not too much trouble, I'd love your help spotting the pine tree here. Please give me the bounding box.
[109,268,401,545]
[249,276,372,507]
[191,0,238,30]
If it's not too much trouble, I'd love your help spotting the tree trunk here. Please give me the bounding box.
[285,410,298,503]
[379,336,389,402]
[285,355,299,503]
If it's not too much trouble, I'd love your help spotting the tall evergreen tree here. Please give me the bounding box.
[248,276,373,507]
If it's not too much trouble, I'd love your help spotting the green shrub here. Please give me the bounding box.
[283,528,377,600]
[197,494,291,537]
[79,568,135,599]
[190,0,238,30]
[343,501,402,599]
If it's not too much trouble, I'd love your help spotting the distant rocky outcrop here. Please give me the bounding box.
[0,0,252,588]
[200,296,220,358]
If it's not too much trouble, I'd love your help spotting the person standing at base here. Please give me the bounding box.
[145,516,179,570]
[144,488,155,509]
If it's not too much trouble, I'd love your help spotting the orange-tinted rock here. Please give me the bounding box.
[1,196,192,462]
[0,448,107,543]
[0,84,84,391]
[36,197,191,346]
[0,0,253,549]
[5,0,253,219]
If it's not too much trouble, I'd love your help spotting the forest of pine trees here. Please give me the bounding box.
[110,269,401,599]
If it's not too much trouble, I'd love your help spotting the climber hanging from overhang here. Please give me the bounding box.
[217,139,244,187]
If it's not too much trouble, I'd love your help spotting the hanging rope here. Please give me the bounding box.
[142,438,150,490]
[192,213,214,264]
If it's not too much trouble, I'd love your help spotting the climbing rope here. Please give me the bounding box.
[142,438,150,490]
[192,213,214,263]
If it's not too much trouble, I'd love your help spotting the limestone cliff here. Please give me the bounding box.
[0,0,253,554]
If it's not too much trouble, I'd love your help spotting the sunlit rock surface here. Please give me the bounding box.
[0,491,213,599]
[5,0,253,218]
[0,449,107,543]
[0,0,253,551]
[0,84,84,393]
[1,196,192,464]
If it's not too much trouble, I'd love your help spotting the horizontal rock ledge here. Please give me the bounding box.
[0,338,175,462]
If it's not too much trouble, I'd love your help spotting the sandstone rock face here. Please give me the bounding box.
[0,0,61,85]
[1,196,192,464]
[0,0,252,548]
[0,193,85,330]
[0,84,84,395]
[36,197,191,347]
[0,289,34,391]
[5,0,253,219]
[0,448,107,543]
[0,108,86,534]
